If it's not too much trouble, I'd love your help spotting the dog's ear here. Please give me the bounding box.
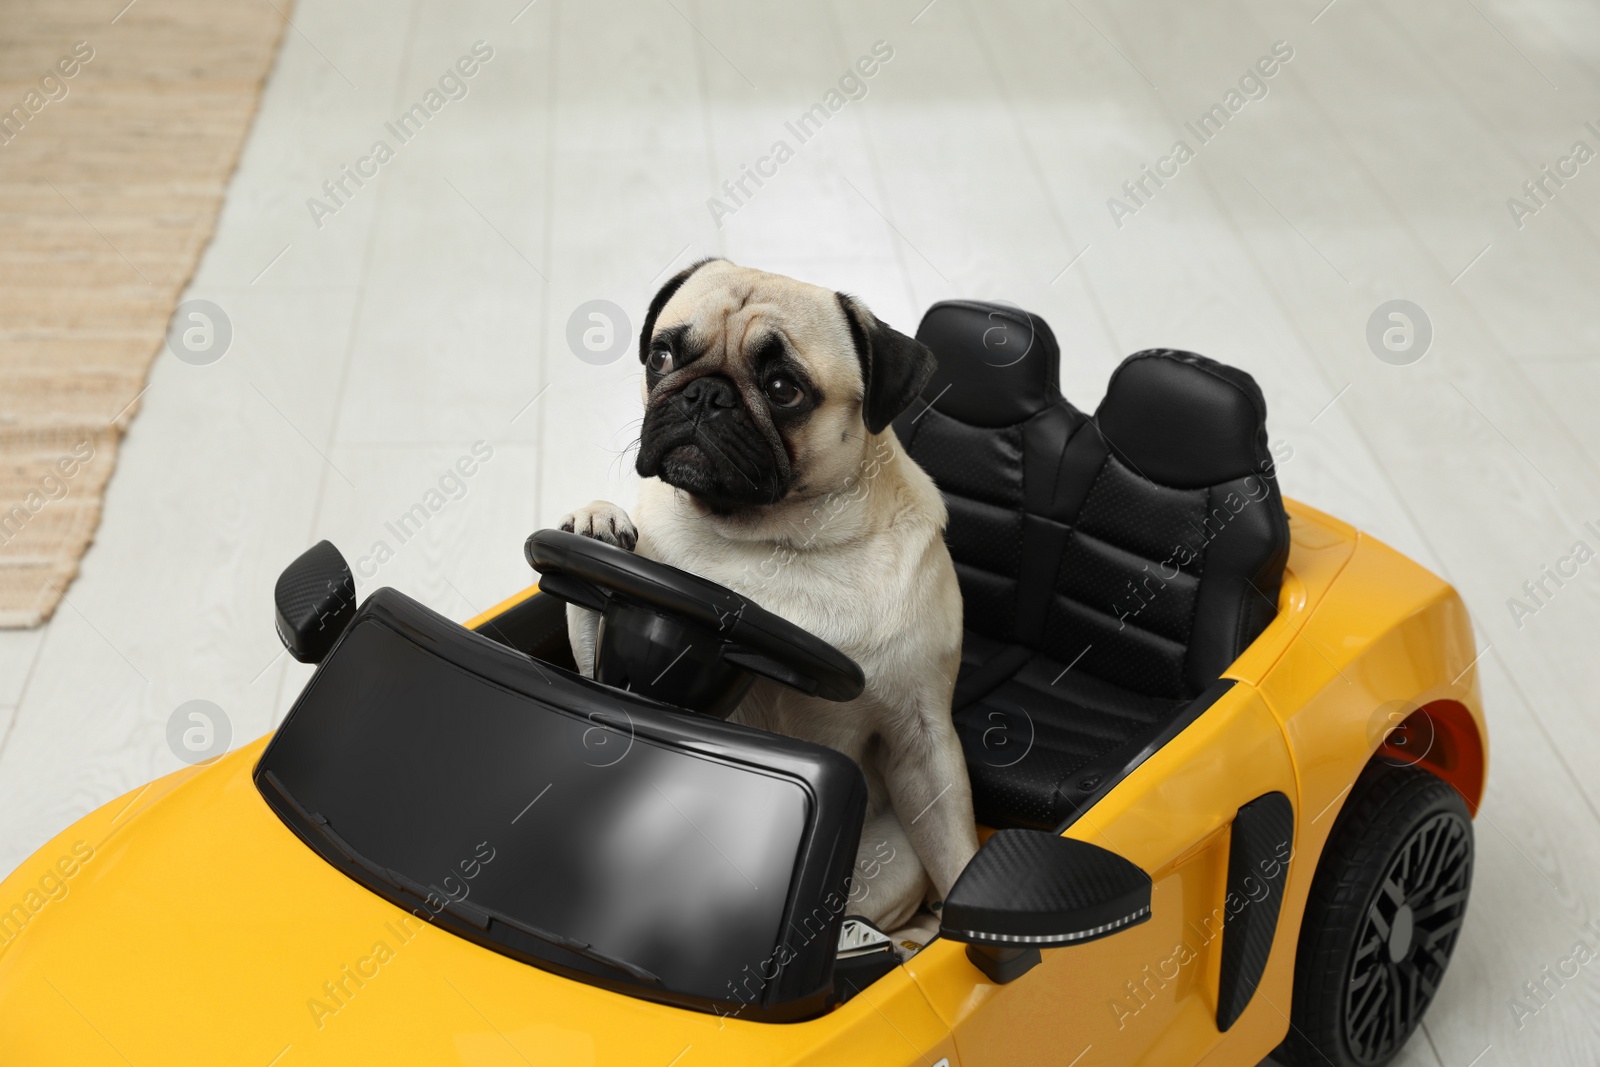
[837,293,937,435]
[639,257,720,362]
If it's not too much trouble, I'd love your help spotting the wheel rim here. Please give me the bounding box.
[1343,810,1472,1064]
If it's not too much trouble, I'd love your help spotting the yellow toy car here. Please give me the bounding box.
[0,301,1485,1067]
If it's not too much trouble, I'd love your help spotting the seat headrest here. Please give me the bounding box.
[913,300,1062,428]
[1095,349,1273,490]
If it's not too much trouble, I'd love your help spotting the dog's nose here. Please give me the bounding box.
[680,375,739,413]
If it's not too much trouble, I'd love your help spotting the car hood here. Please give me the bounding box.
[0,737,950,1066]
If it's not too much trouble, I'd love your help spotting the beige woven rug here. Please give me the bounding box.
[0,0,290,627]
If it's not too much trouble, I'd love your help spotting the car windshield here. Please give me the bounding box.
[255,590,863,1018]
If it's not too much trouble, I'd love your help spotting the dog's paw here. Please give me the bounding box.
[559,500,638,551]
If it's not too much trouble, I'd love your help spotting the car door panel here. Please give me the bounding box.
[906,684,1297,1066]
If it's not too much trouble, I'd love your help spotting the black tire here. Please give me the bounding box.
[1277,762,1474,1067]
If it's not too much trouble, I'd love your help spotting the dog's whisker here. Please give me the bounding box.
[604,436,645,481]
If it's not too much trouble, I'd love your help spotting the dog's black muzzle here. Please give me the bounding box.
[636,374,792,510]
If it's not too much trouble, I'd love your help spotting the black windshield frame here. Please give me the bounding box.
[254,588,866,1021]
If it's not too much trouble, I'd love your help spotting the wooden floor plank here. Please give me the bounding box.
[532,0,722,528]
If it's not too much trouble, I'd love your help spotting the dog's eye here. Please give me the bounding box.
[765,375,803,408]
[646,347,674,374]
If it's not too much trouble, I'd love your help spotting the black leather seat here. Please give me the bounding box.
[895,301,1290,830]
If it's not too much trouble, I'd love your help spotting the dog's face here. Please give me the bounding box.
[634,259,935,514]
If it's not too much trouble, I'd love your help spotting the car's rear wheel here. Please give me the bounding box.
[1278,762,1474,1067]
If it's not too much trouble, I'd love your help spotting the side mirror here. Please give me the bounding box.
[938,829,1152,983]
[274,541,357,664]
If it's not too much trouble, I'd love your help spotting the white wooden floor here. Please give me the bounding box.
[3,0,1599,1062]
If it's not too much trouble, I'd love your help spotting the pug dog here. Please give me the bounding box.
[561,258,977,947]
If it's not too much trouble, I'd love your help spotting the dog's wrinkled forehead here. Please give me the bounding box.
[652,261,857,379]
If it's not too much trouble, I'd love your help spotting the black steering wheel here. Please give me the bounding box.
[525,529,865,717]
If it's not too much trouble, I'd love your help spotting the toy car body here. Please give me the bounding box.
[0,303,1486,1067]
